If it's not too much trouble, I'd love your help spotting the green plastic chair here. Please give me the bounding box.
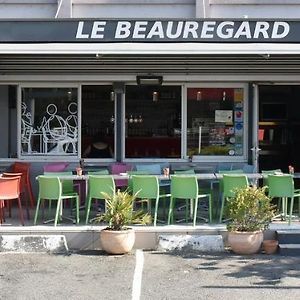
[132,175,170,226]
[168,175,212,226]
[174,169,195,175]
[261,169,282,187]
[219,174,249,223]
[44,171,75,194]
[87,170,110,175]
[34,175,80,226]
[268,174,300,224]
[85,175,115,224]
[126,171,149,193]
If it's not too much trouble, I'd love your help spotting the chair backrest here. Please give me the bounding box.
[110,163,132,188]
[261,169,282,186]
[170,175,198,199]
[174,169,195,175]
[110,163,132,174]
[218,170,244,192]
[44,171,74,193]
[38,175,62,200]
[0,176,20,199]
[87,169,110,175]
[2,172,24,188]
[242,164,256,173]
[11,162,31,184]
[135,164,161,175]
[127,171,150,192]
[43,162,69,172]
[132,175,159,199]
[88,175,115,200]
[268,174,294,198]
[222,174,249,198]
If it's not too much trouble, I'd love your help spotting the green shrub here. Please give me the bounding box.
[226,186,275,232]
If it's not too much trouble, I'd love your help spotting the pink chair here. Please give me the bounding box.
[110,163,132,188]
[43,162,69,172]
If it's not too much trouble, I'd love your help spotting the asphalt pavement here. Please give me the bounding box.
[0,250,300,300]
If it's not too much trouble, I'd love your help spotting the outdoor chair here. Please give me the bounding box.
[85,175,115,224]
[219,174,249,223]
[0,176,24,225]
[11,162,35,208]
[268,174,300,224]
[132,175,171,226]
[110,163,132,189]
[43,162,69,172]
[168,175,212,226]
[2,172,30,220]
[34,175,80,226]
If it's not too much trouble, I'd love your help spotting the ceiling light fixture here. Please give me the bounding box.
[137,75,163,86]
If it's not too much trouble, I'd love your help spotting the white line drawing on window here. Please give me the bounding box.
[21,102,36,154]
[40,103,78,154]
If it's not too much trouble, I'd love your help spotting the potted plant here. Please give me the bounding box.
[225,186,275,255]
[93,189,151,255]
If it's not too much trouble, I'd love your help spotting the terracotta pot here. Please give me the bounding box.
[100,228,135,255]
[262,240,278,254]
[228,231,263,255]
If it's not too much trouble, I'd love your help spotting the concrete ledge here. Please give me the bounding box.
[0,235,69,254]
[157,234,225,252]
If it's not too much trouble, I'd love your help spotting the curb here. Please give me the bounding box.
[0,235,69,254]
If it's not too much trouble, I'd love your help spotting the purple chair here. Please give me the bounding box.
[43,162,69,172]
[111,163,132,188]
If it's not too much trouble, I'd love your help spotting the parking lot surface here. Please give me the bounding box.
[0,250,300,300]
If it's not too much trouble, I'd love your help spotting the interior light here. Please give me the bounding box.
[137,75,163,86]
[196,91,202,101]
[152,91,159,102]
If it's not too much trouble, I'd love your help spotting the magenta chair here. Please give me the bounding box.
[43,162,69,172]
[110,163,132,189]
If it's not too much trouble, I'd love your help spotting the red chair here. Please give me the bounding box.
[11,162,35,208]
[0,176,24,225]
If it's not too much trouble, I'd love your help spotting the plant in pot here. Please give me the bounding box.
[225,186,275,255]
[93,189,151,255]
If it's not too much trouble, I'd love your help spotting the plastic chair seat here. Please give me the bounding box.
[168,175,212,226]
[0,176,24,226]
[132,175,171,226]
[219,174,249,223]
[34,176,80,226]
[268,174,300,224]
[85,175,115,224]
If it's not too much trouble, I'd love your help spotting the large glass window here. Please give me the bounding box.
[125,85,181,158]
[81,85,115,159]
[21,87,78,156]
[187,87,244,157]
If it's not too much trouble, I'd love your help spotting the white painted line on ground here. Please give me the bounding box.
[132,249,144,300]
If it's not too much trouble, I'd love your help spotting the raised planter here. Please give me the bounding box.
[228,231,263,255]
[100,228,135,255]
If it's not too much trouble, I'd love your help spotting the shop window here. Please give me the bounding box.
[21,87,78,156]
[125,85,181,158]
[81,85,115,159]
[187,87,244,157]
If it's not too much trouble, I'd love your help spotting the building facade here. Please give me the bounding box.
[1,0,300,176]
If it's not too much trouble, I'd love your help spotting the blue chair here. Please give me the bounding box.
[136,164,162,175]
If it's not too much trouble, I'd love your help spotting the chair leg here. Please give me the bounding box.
[168,197,175,225]
[154,197,159,226]
[85,196,92,225]
[54,198,62,226]
[34,196,42,225]
[16,197,25,226]
[193,198,198,227]
[289,197,294,225]
[76,195,80,224]
[219,195,225,223]
[208,194,212,223]
[26,182,35,208]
